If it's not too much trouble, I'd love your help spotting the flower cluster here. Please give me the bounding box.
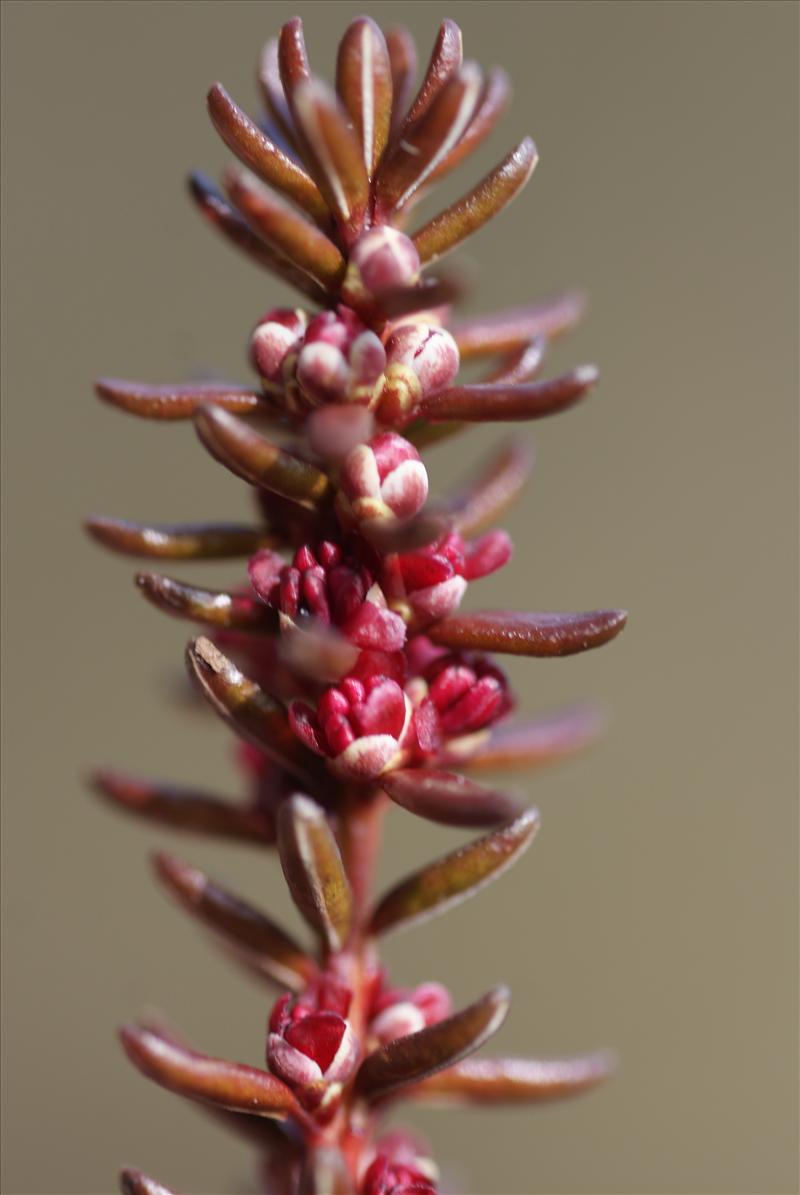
[93,15,626,1195]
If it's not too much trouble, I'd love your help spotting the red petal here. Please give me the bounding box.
[285,1012,346,1072]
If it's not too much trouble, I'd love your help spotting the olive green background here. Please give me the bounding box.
[1,2,797,1193]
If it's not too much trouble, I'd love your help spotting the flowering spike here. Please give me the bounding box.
[369,809,540,937]
[206,83,328,222]
[413,137,538,264]
[95,377,262,420]
[85,517,272,560]
[153,852,316,991]
[356,986,510,1101]
[119,1024,298,1119]
[92,769,274,844]
[277,795,353,953]
[407,1052,615,1106]
[429,608,628,657]
[380,768,523,828]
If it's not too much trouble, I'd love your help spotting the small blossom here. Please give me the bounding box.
[267,974,360,1114]
[382,530,512,628]
[295,307,386,408]
[369,981,453,1045]
[407,647,513,759]
[289,674,413,780]
[343,227,421,304]
[360,1132,439,1195]
[339,433,429,527]
[379,322,460,424]
[249,307,308,391]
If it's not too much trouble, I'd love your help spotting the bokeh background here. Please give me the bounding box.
[2,2,797,1193]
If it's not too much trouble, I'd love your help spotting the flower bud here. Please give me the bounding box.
[249,308,308,389]
[378,322,459,423]
[343,227,421,303]
[360,1132,439,1195]
[295,307,386,407]
[369,981,453,1046]
[339,433,429,526]
[267,975,360,1114]
[290,673,413,780]
[425,651,513,738]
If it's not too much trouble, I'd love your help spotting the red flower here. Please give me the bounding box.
[267,973,360,1113]
[339,433,429,526]
[369,981,453,1046]
[290,675,413,780]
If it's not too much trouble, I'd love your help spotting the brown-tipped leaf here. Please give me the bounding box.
[369,808,539,936]
[430,609,628,657]
[194,406,332,506]
[417,366,597,423]
[459,706,604,772]
[86,516,272,560]
[446,439,534,536]
[207,83,327,221]
[413,138,537,264]
[119,1025,296,1119]
[120,1170,179,1195]
[381,769,523,828]
[185,637,325,787]
[224,168,345,289]
[136,572,276,632]
[188,172,330,303]
[336,18,392,177]
[451,291,586,359]
[356,986,510,1101]
[92,769,274,844]
[154,853,316,991]
[277,795,353,953]
[95,377,262,421]
[407,1052,614,1106]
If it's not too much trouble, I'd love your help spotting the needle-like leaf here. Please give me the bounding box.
[429,609,628,657]
[277,795,353,953]
[119,1024,297,1119]
[153,853,316,991]
[416,366,597,423]
[207,83,327,222]
[406,1051,614,1105]
[369,809,539,936]
[185,637,326,788]
[92,769,274,844]
[484,336,547,385]
[95,377,262,421]
[135,572,276,632]
[457,706,604,772]
[356,986,510,1101]
[445,440,534,536]
[380,769,523,828]
[398,19,462,135]
[86,517,272,560]
[291,79,370,238]
[278,17,312,113]
[386,27,418,137]
[450,291,586,359]
[336,17,393,177]
[194,406,332,506]
[413,138,537,264]
[257,39,300,154]
[427,67,510,186]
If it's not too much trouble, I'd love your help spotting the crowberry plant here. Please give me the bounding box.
[90,16,627,1194]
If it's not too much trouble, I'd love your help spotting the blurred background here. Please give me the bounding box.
[1,2,797,1193]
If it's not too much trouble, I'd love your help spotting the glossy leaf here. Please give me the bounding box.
[154,853,316,991]
[407,1052,614,1105]
[484,336,547,385]
[257,39,300,153]
[86,516,272,560]
[207,83,327,221]
[95,377,262,421]
[194,406,332,506]
[187,172,330,303]
[119,1024,297,1119]
[380,768,523,828]
[427,67,510,186]
[291,78,370,237]
[356,986,510,1101]
[277,795,353,953]
[458,706,604,772]
[278,17,312,113]
[430,608,628,657]
[398,19,462,135]
[135,572,276,632]
[185,636,325,787]
[413,138,537,264]
[451,291,586,359]
[224,167,345,289]
[92,769,274,844]
[386,27,418,137]
[417,365,597,422]
[446,439,534,536]
[120,1170,179,1195]
[369,808,539,937]
[336,17,393,177]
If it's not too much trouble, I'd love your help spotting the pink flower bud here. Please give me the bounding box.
[369,981,453,1046]
[361,1132,439,1195]
[249,308,308,387]
[425,651,513,737]
[267,975,360,1114]
[382,531,511,629]
[340,433,429,525]
[377,321,459,423]
[294,307,386,407]
[289,673,413,780]
[344,227,421,301]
